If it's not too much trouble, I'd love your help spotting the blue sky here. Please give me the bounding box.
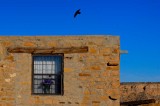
[0,0,160,82]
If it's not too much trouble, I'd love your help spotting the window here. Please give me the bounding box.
[32,54,63,95]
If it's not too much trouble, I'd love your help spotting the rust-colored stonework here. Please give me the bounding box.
[0,36,120,106]
[120,82,160,106]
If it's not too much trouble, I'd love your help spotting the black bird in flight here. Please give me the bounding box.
[109,96,117,101]
[74,9,81,18]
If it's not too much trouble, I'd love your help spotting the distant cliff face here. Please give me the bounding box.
[120,82,160,105]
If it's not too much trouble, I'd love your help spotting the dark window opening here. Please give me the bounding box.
[32,54,63,95]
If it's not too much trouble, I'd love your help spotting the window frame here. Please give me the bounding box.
[31,53,64,95]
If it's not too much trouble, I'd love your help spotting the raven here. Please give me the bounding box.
[74,9,81,18]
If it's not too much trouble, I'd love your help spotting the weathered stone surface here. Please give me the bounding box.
[64,68,74,72]
[79,73,91,76]
[120,82,160,105]
[0,36,120,106]
[23,42,36,47]
[89,47,97,54]
[7,46,88,54]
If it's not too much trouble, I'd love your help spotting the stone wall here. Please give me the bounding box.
[0,36,120,106]
[120,82,160,106]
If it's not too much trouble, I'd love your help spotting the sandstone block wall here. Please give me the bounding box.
[0,36,120,106]
[120,82,160,106]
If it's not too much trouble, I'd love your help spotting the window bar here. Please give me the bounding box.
[32,55,63,95]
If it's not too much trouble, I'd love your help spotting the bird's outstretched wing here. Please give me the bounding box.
[109,96,117,100]
[74,9,81,18]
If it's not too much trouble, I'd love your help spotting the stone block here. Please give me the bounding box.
[4,55,14,62]
[89,47,97,53]
[100,47,111,54]
[34,99,44,104]
[2,42,12,47]
[106,66,119,70]
[96,85,104,89]
[47,42,56,47]
[23,42,36,47]
[84,89,91,95]
[101,96,108,101]
[44,99,53,104]
[92,101,100,103]
[112,82,120,89]
[112,48,119,54]
[102,71,109,77]
[64,68,74,72]
[79,73,91,76]
[90,66,101,71]
[111,70,119,76]
[6,103,14,106]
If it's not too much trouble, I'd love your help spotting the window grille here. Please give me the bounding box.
[32,54,63,95]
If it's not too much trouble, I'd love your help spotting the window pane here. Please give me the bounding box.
[33,55,63,95]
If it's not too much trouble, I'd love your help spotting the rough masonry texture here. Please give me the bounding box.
[120,82,160,106]
[0,36,120,106]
